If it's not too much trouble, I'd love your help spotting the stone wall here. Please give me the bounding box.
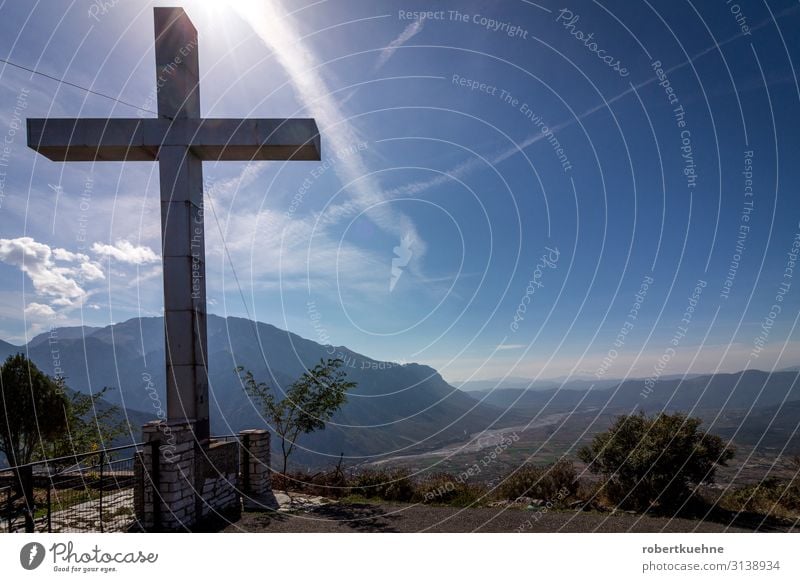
[135,420,242,530]
[134,422,273,530]
[239,429,271,498]
[136,420,197,530]
[196,440,239,519]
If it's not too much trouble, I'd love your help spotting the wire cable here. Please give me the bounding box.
[0,55,158,115]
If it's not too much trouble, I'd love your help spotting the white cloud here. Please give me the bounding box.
[374,20,424,71]
[91,240,160,265]
[205,206,389,296]
[0,237,104,308]
[79,261,105,281]
[24,302,56,318]
[130,265,162,286]
[52,248,84,262]
[232,2,427,260]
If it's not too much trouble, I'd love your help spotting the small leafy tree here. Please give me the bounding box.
[0,353,69,471]
[42,382,127,467]
[0,354,126,472]
[578,412,734,512]
[238,358,355,476]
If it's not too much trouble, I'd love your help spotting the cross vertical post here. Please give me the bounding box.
[154,8,209,441]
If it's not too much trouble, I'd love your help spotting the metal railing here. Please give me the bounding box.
[1,486,11,533]
[2,435,247,533]
[0,443,143,533]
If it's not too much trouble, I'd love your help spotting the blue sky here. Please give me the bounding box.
[0,0,799,383]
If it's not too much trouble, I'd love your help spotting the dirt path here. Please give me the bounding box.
[223,500,793,533]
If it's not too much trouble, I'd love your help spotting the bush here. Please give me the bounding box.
[575,478,605,506]
[578,412,734,512]
[270,458,592,511]
[495,459,577,505]
[720,477,800,518]
[351,468,415,502]
[416,472,488,506]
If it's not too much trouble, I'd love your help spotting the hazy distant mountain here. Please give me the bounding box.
[457,377,622,393]
[1,316,517,468]
[457,377,543,392]
[466,370,800,454]
[457,373,708,393]
[470,370,800,413]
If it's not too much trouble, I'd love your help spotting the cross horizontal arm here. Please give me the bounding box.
[27,117,321,162]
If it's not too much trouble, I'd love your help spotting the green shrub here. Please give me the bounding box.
[416,472,488,506]
[575,478,605,506]
[578,412,734,512]
[495,459,577,505]
[351,468,415,502]
[720,477,800,517]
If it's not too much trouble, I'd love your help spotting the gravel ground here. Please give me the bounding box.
[223,501,795,533]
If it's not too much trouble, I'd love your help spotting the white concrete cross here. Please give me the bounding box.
[27,7,320,441]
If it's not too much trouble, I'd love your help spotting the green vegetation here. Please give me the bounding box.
[274,460,581,508]
[578,412,734,512]
[31,487,102,519]
[44,383,127,466]
[495,459,577,506]
[0,353,69,469]
[0,353,126,471]
[238,358,355,475]
[717,456,800,521]
[351,468,416,502]
[269,411,800,530]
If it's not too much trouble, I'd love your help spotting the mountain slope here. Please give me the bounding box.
[9,316,517,467]
[0,339,19,362]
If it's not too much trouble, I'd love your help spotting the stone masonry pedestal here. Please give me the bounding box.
[136,420,196,530]
[239,429,274,510]
[134,420,241,530]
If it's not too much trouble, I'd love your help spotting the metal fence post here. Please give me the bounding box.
[1,443,143,534]
[7,487,11,533]
[3,486,11,533]
[46,485,52,533]
[19,465,34,533]
[99,450,105,533]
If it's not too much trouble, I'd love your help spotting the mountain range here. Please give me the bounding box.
[3,316,799,468]
[469,370,800,414]
[0,316,519,468]
[467,370,800,454]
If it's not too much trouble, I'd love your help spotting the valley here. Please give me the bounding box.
[3,315,799,479]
